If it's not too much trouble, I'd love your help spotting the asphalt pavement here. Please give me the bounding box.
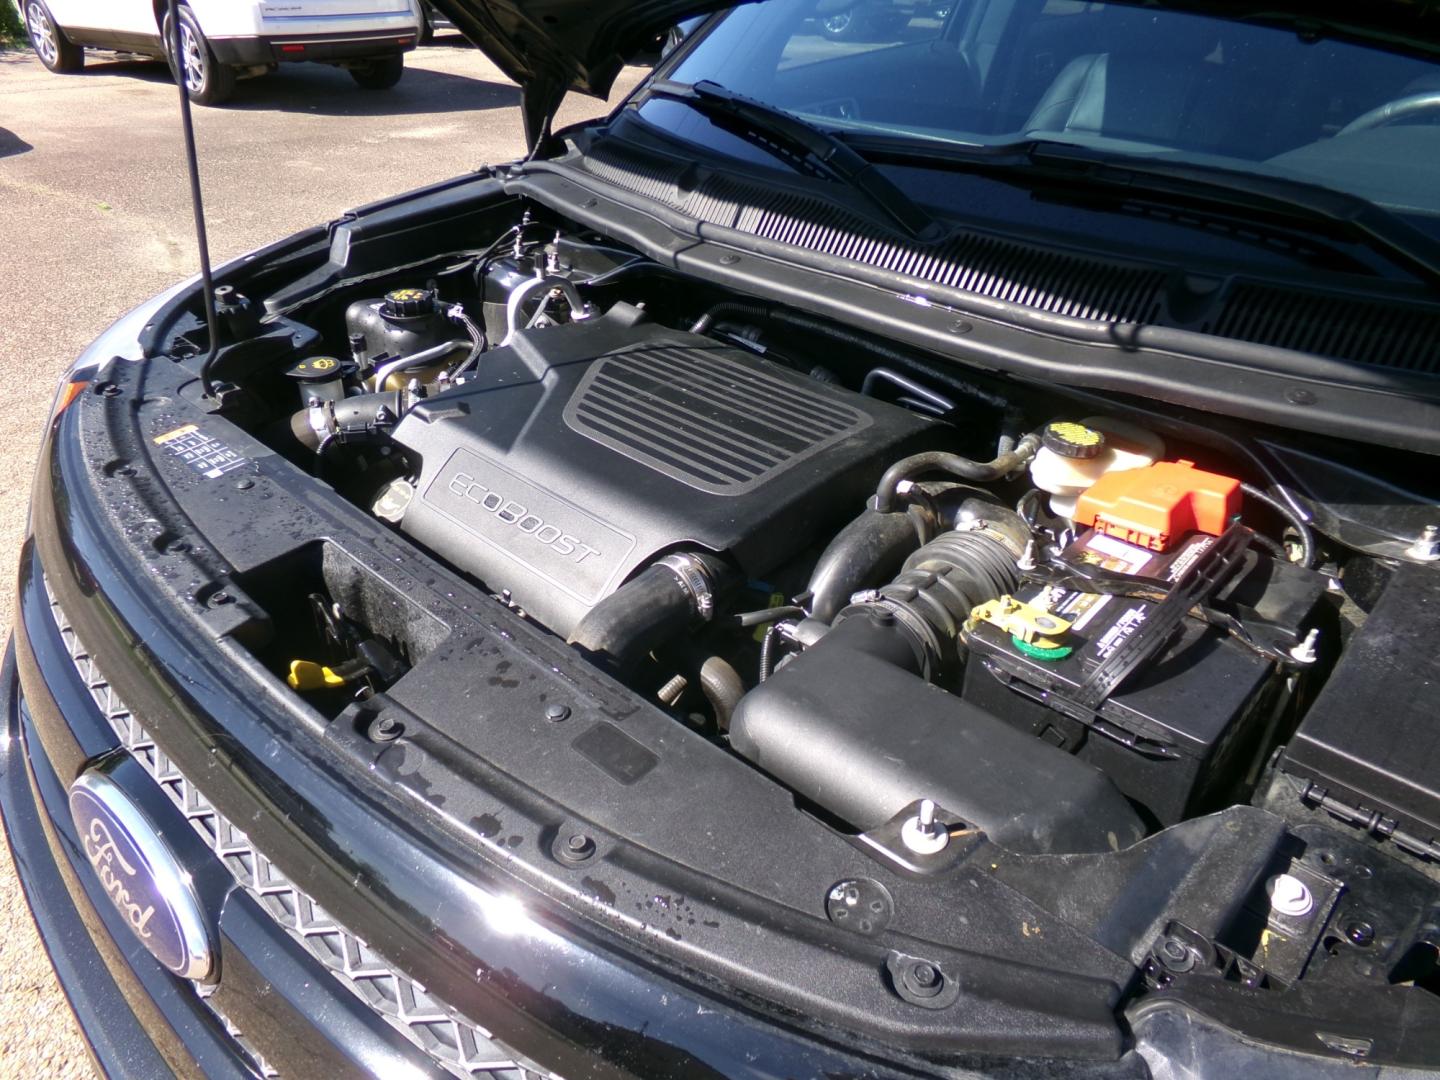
[0,37,639,1078]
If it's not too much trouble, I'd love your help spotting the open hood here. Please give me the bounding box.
[431,0,1440,147]
[428,0,742,145]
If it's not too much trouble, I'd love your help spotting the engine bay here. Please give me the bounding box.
[176,200,1440,1043]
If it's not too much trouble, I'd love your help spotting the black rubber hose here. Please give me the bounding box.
[568,564,700,671]
[698,656,745,731]
[289,390,405,452]
[873,434,1042,513]
[807,507,928,622]
[1247,532,1287,560]
[1241,483,1317,569]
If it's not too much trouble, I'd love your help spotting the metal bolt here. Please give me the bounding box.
[1018,540,1039,572]
[1267,873,1315,918]
[719,254,741,265]
[949,320,973,335]
[1158,936,1196,973]
[556,831,595,864]
[901,799,950,855]
[901,959,945,998]
[234,477,254,491]
[1290,628,1321,665]
[1346,921,1375,947]
[657,674,688,706]
[373,716,402,742]
[97,382,122,398]
[207,591,233,608]
[1407,525,1440,562]
[544,703,571,723]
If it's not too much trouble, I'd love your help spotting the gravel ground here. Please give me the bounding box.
[0,38,638,1077]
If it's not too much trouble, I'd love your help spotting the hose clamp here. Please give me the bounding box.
[659,553,717,620]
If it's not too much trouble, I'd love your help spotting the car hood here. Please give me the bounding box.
[431,0,1440,145]
[428,0,741,144]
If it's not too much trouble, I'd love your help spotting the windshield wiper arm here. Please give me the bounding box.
[842,134,1440,293]
[644,79,942,241]
[1028,142,1440,293]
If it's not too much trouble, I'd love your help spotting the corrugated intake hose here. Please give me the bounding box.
[834,502,1030,681]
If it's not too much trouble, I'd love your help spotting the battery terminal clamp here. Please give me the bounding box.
[967,596,1074,661]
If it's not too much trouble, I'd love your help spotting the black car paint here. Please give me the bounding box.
[10,159,1440,1074]
[15,375,942,1077]
[11,3,1440,1074]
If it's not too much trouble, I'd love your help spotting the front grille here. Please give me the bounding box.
[46,584,537,1080]
[565,345,870,493]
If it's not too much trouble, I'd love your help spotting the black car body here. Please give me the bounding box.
[8,1,1440,1077]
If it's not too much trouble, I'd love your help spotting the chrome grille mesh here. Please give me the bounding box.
[45,582,537,1080]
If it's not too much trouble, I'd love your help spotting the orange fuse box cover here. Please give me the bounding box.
[1074,460,1242,552]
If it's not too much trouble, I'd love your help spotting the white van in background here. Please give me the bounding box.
[18,0,422,104]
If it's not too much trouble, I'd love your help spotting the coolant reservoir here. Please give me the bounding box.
[1030,418,1164,519]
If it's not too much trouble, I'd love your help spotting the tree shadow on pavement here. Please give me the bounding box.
[0,128,33,160]
[76,55,521,117]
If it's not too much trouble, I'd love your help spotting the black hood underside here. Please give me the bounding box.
[428,0,1440,146]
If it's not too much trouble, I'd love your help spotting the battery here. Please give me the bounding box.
[963,529,1326,826]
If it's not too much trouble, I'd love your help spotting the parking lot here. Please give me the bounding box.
[0,37,640,1077]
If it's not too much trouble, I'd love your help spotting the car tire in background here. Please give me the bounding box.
[418,9,434,45]
[350,53,404,89]
[24,1,84,73]
[163,6,237,106]
[819,9,863,40]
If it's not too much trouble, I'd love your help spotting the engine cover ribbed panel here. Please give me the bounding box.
[391,309,938,636]
[564,346,871,495]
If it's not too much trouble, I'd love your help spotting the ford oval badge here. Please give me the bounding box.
[68,769,213,980]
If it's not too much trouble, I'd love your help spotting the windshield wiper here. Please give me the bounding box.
[840,135,1440,294]
[643,79,942,241]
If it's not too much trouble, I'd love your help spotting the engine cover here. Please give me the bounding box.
[390,305,938,636]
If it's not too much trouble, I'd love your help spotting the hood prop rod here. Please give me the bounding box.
[166,0,222,399]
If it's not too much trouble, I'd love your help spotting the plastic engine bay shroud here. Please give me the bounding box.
[390,306,942,635]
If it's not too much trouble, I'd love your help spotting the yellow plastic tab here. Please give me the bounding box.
[287,659,348,691]
[966,596,1072,649]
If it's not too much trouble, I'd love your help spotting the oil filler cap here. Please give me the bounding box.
[381,288,437,319]
[1042,421,1107,460]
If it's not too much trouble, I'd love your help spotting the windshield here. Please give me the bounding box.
[650,0,1440,217]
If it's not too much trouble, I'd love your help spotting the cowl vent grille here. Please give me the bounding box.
[577,140,1440,381]
[1205,284,1440,376]
[578,141,1167,325]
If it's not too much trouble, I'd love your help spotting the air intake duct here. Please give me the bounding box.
[835,501,1029,681]
[728,499,1146,854]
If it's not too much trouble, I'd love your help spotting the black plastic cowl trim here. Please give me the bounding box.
[502,160,1440,456]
